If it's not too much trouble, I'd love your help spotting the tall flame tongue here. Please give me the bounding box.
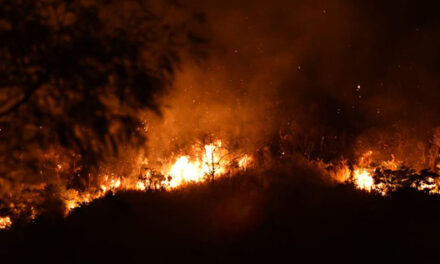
[167,141,232,187]
[0,140,252,230]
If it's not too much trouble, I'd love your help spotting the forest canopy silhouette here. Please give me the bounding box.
[0,0,205,190]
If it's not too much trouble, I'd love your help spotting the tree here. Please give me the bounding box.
[0,0,204,195]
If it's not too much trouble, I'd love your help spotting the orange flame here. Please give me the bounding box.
[238,154,253,171]
[1,139,253,229]
[353,168,374,192]
[0,216,12,230]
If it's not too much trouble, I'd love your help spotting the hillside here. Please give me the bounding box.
[1,163,440,263]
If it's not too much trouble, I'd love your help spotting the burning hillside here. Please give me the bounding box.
[2,0,440,261]
[326,151,440,194]
[3,133,440,230]
[0,138,253,228]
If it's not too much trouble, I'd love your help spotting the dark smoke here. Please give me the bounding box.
[148,0,440,167]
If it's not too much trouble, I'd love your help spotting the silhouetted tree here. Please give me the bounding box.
[0,0,204,188]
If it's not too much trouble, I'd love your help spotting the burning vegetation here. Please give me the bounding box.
[63,139,253,212]
[4,134,440,230]
[328,151,440,195]
[2,0,440,260]
[0,216,11,229]
[0,138,253,229]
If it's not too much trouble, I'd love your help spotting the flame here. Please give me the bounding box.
[331,150,440,195]
[380,154,401,170]
[417,177,437,192]
[164,140,246,188]
[238,155,252,171]
[168,156,203,187]
[0,216,12,230]
[330,151,376,192]
[136,181,146,191]
[0,139,253,229]
[4,137,440,231]
[353,168,374,192]
[59,140,253,218]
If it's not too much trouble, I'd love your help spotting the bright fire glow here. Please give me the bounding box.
[169,156,204,187]
[45,139,252,225]
[331,150,440,195]
[0,137,257,230]
[165,141,237,188]
[238,155,252,171]
[353,168,374,192]
[0,216,12,230]
[4,140,440,231]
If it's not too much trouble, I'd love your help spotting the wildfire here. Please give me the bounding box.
[100,176,122,193]
[54,140,252,221]
[330,150,440,195]
[353,168,374,192]
[168,156,204,187]
[4,138,440,232]
[165,141,233,187]
[0,216,12,230]
[0,138,258,231]
[238,155,252,171]
[4,137,440,233]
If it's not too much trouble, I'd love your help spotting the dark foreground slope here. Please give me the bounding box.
[1,162,440,263]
